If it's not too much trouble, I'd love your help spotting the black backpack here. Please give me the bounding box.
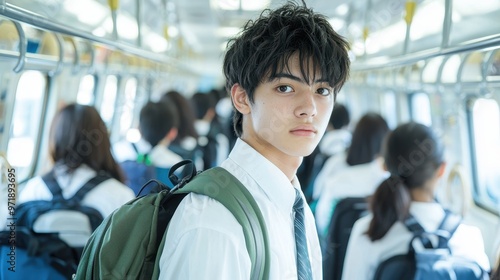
[322,196,369,280]
[0,170,110,280]
[373,210,489,280]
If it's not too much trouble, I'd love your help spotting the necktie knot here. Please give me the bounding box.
[294,188,304,210]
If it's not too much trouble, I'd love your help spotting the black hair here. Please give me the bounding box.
[191,92,217,120]
[139,101,179,147]
[330,103,350,129]
[345,113,389,166]
[366,122,445,241]
[49,103,125,182]
[160,90,199,143]
[223,2,350,137]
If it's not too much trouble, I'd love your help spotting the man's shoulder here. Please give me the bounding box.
[169,192,245,236]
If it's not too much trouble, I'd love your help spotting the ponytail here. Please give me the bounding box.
[366,176,411,241]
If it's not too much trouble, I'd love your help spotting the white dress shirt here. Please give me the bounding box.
[318,129,351,157]
[314,159,388,236]
[312,152,348,200]
[159,138,322,279]
[17,164,135,246]
[18,164,135,217]
[342,202,491,280]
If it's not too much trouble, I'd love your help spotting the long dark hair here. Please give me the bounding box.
[366,122,444,241]
[49,103,125,182]
[345,113,389,166]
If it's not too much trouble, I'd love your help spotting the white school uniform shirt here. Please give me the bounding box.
[18,164,135,218]
[17,164,135,247]
[314,159,388,236]
[159,138,322,280]
[342,202,491,280]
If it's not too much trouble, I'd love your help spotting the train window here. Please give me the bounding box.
[409,92,432,126]
[486,49,500,82]
[409,0,444,52]
[441,55,462,83]
[381,91,398,129]
[461,52,486,82]
[118,78,137,138]
[6,71,46,182]
[451,0,500,46]
[422,57,444,83]
[468,98,500,213]
[99,75,118,128]
[76,74,96,105]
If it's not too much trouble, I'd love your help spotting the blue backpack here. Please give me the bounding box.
[120,143,172,195]
[0,171,110,280]
[373,210,489,280]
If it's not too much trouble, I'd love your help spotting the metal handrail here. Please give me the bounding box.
[12,20,25,73]
[0,3,174,65]
[353,34,500,71]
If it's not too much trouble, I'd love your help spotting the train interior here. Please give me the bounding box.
[1,0,500,275]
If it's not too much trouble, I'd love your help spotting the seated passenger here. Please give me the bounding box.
[191,92,230,169]
[18,103,135,242]
[342,122,490,280]
[319,103,351,157]
[116,101,183,194]
[160,90,202,169]
[296,103,351,200]
[314,113,390,236]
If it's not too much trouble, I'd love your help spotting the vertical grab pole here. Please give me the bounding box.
[136,0,142,47]
[442,0,453,49]
[108,0,119,41]
[403,1,416,55]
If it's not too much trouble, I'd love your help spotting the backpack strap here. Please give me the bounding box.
[71,173,111,202]
[175,167,270,280]
[435,209,461,248]
[404,214,433,249]
[404,210,461,250]
[132,142,151,165]
[42,170,64,200]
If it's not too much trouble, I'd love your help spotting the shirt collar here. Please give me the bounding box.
[228,138,297,212]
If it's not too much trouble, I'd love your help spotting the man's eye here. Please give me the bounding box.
[317,88,332,96]
[277,85,293,93]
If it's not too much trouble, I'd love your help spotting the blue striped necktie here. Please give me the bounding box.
[293,188,313,280]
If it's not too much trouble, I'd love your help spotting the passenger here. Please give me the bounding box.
[314,112,390,236]
[18,103,135,233]
[160,90,201,168]
[319,103,351,157]
[191,92,229,169]
[492,257,500,280]
[296,102,352,201]
[159,2,350,279]
[342,122,490,280]
[137,101,182,169]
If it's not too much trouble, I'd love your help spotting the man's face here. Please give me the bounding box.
[239,54,335,162]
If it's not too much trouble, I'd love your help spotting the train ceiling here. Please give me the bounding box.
[4,0,500,79]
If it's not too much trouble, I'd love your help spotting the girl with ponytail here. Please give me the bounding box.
[342,122,490,279]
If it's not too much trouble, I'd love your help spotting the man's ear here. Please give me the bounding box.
[231,83,251,115]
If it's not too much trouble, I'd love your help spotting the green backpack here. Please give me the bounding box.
[74,161,270,280]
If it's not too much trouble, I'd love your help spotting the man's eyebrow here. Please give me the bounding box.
[270,73,330,84]
[271,73,303,82]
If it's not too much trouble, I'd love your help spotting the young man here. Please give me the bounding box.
[159,3,350,279]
